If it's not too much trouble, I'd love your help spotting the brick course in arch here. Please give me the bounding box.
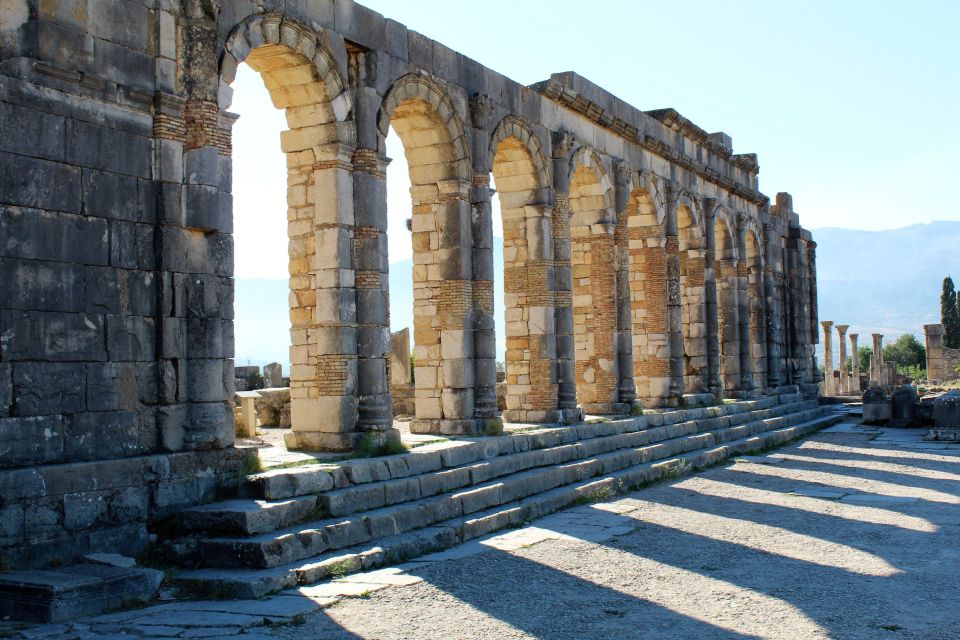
[0,0,821,568]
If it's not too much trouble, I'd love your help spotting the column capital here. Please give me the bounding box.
[614,159,633,186]
[469,92,496,130]
[821,320,834,331]
[835,324,849,335]
[703,198,719,219]
[551,129,576,159]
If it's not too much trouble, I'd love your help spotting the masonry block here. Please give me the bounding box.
[0,416,65,468]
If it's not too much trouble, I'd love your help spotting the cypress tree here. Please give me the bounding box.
[943,277,960,349]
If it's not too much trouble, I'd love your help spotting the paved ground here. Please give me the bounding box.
[11,418,960,639]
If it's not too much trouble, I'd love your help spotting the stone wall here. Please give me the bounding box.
[0,0,820,568]
[926,324,960,383]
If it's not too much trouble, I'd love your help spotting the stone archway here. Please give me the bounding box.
[377,74,481,435]
[220,13,366,451]
[489,117,559,422]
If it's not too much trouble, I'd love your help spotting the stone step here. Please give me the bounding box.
[0,564,164,623]
[171,412,841,599]
[242,397,817,508]
[179,496,320,536]
[242,395,791,501]
[184,405,831,571]
[214,399,820,543]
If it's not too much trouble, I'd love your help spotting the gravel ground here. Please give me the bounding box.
[266,425,960,640]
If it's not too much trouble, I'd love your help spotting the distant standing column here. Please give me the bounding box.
[836,325,849,394]
[849,333,860,393]
[870,333,884,386]
[820,321,834,396]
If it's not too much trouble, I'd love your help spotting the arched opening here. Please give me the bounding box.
[569,155,618,412]
[627,191,670,406]
[491,122,556,422]
[231,63,289,391]
[678,205,707,393]
[379,76,477,434]
[714,214,739,394]
[746,229,766,390]
[221,16,358,450]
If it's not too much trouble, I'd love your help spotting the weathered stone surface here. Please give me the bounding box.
[0,564,162,623]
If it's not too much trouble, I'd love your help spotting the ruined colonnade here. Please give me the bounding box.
[0,0,822,458]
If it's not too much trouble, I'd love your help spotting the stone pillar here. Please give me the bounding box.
[870,333,884,386]
[551,130,582,422]
[849,333,860,393]
[468,173,500,424]
[466,96,501,427]
[613,162,637,409]
[351,148,400,447]
[821,321,834,396]
[665,184,684,406]
[735,213,753,397]
[717,257,741,395]
[408,178,487,435]
[703,198,722,398]
[924,324,945,382]
[808,242,820,383]
[283,144,360,450]
[764,223,782,390]
[836,324,849,395]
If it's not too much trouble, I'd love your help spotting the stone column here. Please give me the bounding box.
[351,148,400,447]
[807,242,820,383]
[924,324,945,382]
[703,198,722,398]
[613,162,637,409]
[870,333,884,386]
[764,223,782,390]
[836,324,849,395]
[735,213,753,397]
[665,184,684,406]
[821,321,834,396]
[849,333,860,393]
[466,95,501,427]
[551,131,582,422]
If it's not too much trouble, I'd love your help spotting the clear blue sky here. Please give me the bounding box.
[361,0,960,232]
[229,0,960,367]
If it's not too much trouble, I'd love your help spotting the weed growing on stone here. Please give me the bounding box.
[329,558,358,580]
[240,454,265,477]
[662,459,693,480]
[572,485,613,505]
[355,434,409,458]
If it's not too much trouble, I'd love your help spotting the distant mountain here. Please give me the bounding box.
[812,221,959,345]
[233,222,960,372]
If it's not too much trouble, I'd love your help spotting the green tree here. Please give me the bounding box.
[856,346,872,371]
[942,277,960,349]
[883,333,926,376]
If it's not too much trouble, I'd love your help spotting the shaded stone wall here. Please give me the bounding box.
[926,324,960,383]
[0,0,820,568]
